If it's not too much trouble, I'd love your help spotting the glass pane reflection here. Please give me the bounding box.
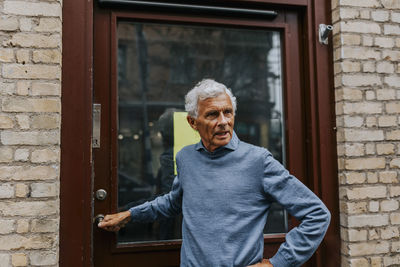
[117,22,286,244]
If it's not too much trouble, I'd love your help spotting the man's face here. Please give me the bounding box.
[187,93,235,152]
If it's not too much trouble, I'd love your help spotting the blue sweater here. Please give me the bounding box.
[129,132,330,267]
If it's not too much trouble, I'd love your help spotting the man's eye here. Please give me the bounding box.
[224,110,233,116]
[206,111,218,118]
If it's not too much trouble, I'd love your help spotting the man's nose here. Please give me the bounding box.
[217,112,228,125]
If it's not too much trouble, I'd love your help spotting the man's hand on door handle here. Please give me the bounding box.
[98,211,131,232]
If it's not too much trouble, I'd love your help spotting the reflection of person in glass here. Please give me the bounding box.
[155,108,179,240]
[99,79,330,267]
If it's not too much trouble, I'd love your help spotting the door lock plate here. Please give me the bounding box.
[95,189,107,200]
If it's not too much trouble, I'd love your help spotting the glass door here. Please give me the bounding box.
[117,22,287,245]
[93,6,306,267]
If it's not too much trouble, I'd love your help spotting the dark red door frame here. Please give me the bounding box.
[61,1,340,266]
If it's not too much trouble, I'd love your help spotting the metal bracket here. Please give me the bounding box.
[92,104,101,148]
[319,24,333,45]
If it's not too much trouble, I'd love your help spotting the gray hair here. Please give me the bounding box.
[185,79,237,118]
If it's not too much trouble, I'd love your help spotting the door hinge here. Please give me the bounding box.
[92,103,101,148]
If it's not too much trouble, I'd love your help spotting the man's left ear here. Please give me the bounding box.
[187,116,197,130]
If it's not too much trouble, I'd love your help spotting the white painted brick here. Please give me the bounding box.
[371,10,389,21]
[362,36,374,47]
[31,148,59,163]
[19,18,32,32]
[339,0,380,7]
[16,81,30,96]
[0,183,14,198]
[376,144,395,155]
[345,172,366,184]
[382,0,400,9]
[344,129,384,141]
[0,17,19,31]
[15,184,29,198]
[16,115,30,129]
[391,186,400,197]
[390,158,400,168]
[376,62,395,73]
[30,250,58,266]
[392,12,400,23]
[345,186,386,200]
[14,149,29,162]
[343,102,382,114]
[387,130,400,140]
[348,229,367,241]
[33,49,61,64]
[375,37,394,48]
[381,200,399,212]
[5,33,60,48]
[382,50,400,61]
[379,171,397,183]
[0,48,14,63]
[0,254,10,267]
[2,98,60,113]
[1,131,59,145]
[0,147,13,163]
[11,253,27,267]
[31,219,58,233]
[0,200,58,216]
[340,21,381,34]
[341,47,380,60]
[344,143,364,156]
[378,115,397,126]
[381,226,399,239]
[15,50,30,64]
[369,201,379,212]
[342,74,381,87]
[341,34,361,45]
[16,219,29,234]
[31,82,60,96]
[348,242,389,256]
[0,219,15,234]
[386,102,400,113]
[385,76,400,87]
[2,64,61,79]
[30,183,58,198]
[339,8,359,19]
[35,18,61,32]
[4,1,61,17]
[343,116,363,127]
[384,24,400,35]
[31,115,59,129]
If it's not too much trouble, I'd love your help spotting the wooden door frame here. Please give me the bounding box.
[61,0,340,266]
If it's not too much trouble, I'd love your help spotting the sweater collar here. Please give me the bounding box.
[195,131,239,152]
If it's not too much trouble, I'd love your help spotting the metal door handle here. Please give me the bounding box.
[94,214,105,225]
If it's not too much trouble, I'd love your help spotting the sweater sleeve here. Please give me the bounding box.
[261,151,331,267]
[129,175,182,222]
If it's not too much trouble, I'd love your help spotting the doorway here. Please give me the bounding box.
[93,3,306,267]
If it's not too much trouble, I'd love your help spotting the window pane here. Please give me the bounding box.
[117,21,286,244]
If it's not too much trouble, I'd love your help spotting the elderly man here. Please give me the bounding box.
[99,79,331,267]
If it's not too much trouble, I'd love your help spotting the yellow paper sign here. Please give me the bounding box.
[173,112,201,175]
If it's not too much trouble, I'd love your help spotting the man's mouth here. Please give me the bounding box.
[214,131,229,138]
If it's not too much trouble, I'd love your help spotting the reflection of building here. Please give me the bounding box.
[117,23,287,242]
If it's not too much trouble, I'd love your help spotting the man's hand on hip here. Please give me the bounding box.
[98,210,131,232]
[247,259,273,267]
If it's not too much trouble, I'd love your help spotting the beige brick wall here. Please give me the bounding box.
[0,0,61,266]
[333,0,400,266]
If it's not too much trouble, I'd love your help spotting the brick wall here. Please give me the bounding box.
[332,0,400,266]
[0,0,61,266]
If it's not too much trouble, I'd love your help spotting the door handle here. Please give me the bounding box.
[94,214,105,226]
